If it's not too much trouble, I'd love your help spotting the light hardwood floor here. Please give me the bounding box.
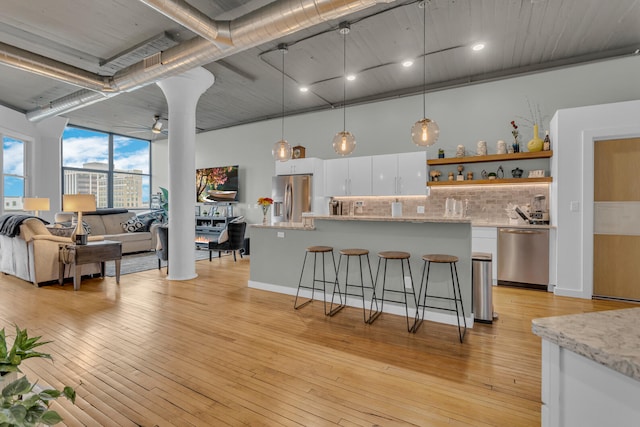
[0,255,635,426]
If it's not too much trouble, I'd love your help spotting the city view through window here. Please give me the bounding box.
[62,127,151,209]
[2,136,25,211]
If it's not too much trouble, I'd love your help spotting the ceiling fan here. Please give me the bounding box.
[115,115,168,139]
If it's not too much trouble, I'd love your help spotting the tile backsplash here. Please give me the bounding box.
[332,184,550,222]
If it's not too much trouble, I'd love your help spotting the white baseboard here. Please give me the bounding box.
[248,280,474,328]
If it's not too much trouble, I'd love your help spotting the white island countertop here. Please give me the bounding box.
[532,307,640,381]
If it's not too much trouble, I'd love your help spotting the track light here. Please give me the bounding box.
[151,116,163,134]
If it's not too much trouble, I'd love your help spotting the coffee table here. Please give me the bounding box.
[58,240,122,290]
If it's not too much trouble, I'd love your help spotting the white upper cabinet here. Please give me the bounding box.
[371,152,427,196]
[275,157,319,175]
[325,157,372,196]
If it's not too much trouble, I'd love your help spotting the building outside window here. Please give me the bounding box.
[62,126,151,209]
[2,136,25,212]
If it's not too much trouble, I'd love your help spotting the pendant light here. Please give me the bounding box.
[411,1,439,147]
[272,44,292,162]
[332,22,356,156]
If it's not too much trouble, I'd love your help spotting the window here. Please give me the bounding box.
[62,126,151,209]
[2,136,25,212]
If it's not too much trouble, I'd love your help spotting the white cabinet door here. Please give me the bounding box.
[325,157,371,196]
[347,156,372,196]
[371,154,398,196]
[275,158,316,175]
[325,158,349,196]
[397,151,427,195]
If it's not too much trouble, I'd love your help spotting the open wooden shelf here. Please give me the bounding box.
[427,150,553,166]
[427,177,552,187]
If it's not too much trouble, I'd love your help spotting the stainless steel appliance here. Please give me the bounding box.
[271,174,312,223]
[498,228,549,289]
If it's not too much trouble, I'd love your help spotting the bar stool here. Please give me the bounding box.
[329,248,379,323]
[368,251,418,332]
[413,254,467,342]
[294,246,341,316]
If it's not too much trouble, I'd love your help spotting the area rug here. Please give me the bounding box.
[104,249,215,276]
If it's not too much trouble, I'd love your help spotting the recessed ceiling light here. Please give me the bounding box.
[299,86,309,92]
[402,60,414,67]
[472,42,486,51]
[346,74,356,81]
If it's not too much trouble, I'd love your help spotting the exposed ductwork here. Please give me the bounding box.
[137,0,233,47]
[19,0,394,122]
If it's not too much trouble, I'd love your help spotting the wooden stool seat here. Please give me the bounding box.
[422,254,459,263]
[340,248,369,256]
[378,251,410,260]
[307,245,333,253]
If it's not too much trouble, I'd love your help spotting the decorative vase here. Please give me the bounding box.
[262,205,270,225]
[527,124,544,152]
[512,137,520,153]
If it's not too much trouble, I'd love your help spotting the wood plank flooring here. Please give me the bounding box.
[0,256,635,426]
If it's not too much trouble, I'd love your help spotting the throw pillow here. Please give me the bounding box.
[134,216,157,233]
[121,217,145,233]
[217,228,229,244]
[48,226,75,238]
[56,221,91,234]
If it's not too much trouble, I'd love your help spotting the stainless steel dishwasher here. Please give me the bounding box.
[497,228,549,289]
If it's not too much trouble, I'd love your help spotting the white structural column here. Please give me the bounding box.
[156,67,214,280]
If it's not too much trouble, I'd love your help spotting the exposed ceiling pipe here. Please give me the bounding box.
[137,0,233,47]
[0,41,112,92]
[24,0,393,122]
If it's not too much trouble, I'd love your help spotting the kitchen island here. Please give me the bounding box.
[532,308,640,427]
[250,216,473,327]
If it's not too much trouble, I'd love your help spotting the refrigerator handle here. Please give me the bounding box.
[285,182,293,221]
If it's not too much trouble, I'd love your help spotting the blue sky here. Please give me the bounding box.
[62,127,151,203]
[3,137,24,197]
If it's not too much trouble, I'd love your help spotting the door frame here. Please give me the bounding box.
[582,126,640,299]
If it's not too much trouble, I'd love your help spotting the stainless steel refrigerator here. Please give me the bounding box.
[271,174,312,223]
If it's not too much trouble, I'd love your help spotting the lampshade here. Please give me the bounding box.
[23,197,50,216]
[332,131,356,156]
[272,139,292,162]
[411,118,440,147]
[63,194,96,212]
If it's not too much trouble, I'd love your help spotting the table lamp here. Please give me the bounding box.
[63,194,96,245]
[23,197,50,217]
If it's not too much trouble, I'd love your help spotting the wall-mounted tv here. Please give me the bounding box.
[196,165,239,203]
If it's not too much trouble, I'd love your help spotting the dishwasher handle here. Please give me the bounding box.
[500,228,546,235]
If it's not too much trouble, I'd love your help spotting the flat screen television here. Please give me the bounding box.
[196,165,239,203]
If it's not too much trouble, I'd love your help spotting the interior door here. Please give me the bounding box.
[593,137,640,301]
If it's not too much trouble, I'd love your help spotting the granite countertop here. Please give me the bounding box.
[472,220,554,229]
[251,222,313,230]
[532,308,640,381]
[312,215,472,224]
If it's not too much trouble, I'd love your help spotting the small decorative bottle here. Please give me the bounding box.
[543,130,551,151]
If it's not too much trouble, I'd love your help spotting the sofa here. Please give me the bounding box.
[54,209,161,254]
[0,216,103,286]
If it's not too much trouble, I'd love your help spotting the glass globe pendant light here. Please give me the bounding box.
[411,1,439,147]
[332,22,356,156]
[272,44,292,162]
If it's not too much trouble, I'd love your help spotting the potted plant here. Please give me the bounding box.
[0,326,76,426]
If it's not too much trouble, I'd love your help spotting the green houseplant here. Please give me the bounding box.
[0,326,76,426]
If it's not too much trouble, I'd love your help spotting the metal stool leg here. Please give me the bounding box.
[294,252,311,310]
[329,253,346,316]
[368,257,385,324]
[451,261,467,342]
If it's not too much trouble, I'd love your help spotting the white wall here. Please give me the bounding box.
[152,56,640,226]
[551,99,640,299]
[0,106,66,223]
